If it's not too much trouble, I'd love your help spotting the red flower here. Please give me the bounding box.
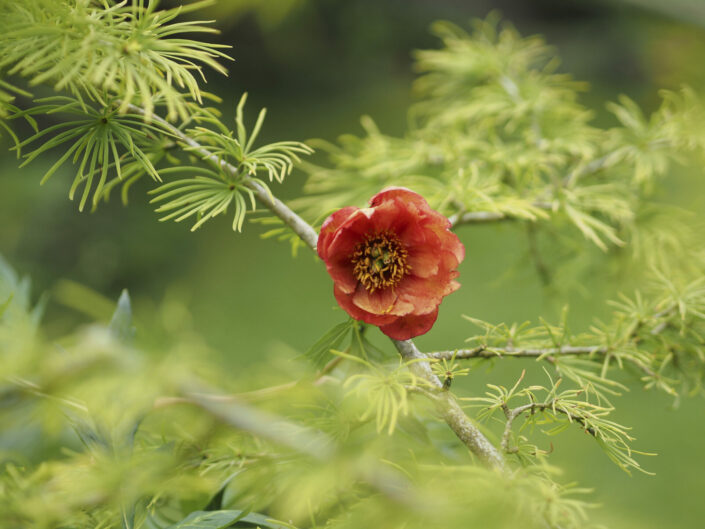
[317,187,464,340]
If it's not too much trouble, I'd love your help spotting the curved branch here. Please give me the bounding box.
[501,401,596,453]
[128,104,505,469]
[126,103,319,251]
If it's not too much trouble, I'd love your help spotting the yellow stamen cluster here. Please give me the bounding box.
[351,231,410,292]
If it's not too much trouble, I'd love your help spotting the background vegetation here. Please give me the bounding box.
[1,1,704,527]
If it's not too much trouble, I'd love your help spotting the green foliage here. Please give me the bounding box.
[190,93,313,185]
[0,257,595,529]
[465,370,651,474]
[303,318,355,367]
[12,93,311,231]
[432,271,705,475]
[0,0,230,121]
[150,172,255,232]
[292,15,705,256]
[430,351,471,390]
[2,3,704,529]
[111,289,136,343]
[0,1,311,231]
[605,88,705,186]
[459,271,705,399]
[0,260,220,529]
[148,94,312,231]
[165,510,290,529]
[0,77,31,148]
[15,96,166,210]
[341,353,426,435]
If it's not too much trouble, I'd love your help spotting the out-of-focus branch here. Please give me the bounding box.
[562,141,669,188]
[131,104,505,470]
[449,146,646,229]
[448,210,509,225]
[156,389,334,459]
[155,390,426,508]
[448,202,552,228]
[563,152,613,187]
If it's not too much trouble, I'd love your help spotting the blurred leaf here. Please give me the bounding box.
[110,289,135,344]
[53,279,117,321]
[167,510,292,529]
[303,318,354,367]
[0,293,12,318]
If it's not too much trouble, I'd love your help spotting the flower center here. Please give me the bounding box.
[351,231,410,292]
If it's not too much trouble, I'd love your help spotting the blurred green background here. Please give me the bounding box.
[1,0,704,527]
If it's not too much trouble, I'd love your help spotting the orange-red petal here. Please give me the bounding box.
[318,206,358,261]
[369,187,429,210]
[352,284,397,314]
[333,284,397,326]
[396,272,460,314]
[406,245,440,278]
[379,308,439,340]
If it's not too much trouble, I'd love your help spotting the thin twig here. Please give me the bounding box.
[153,390,334,459]
[563,153,612,187]
[428,345,609,360]
[448,210,508,225]
[449,202,553,228]
[501,401,596,453]
[428,344,662,379]
[563,139,671,188]
[451,149,641,229]
[428,304,678,382]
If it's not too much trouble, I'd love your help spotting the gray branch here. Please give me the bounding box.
[131,105,504,469]
[428,345,609,360]
[393,339,505,469]
[429,344,659,379]
[428,307,676,379]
